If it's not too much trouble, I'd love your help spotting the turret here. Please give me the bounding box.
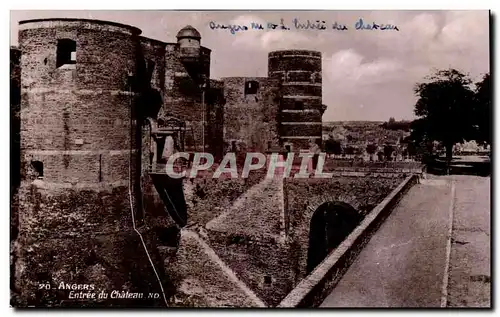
[176,25,201,64]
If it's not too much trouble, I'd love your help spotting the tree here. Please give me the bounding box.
[402,147,409,158]
[366,143,377,155]
[324,136,342,155]
[381,118,412,132]
[344,146,355,155]
[366,143,377,161]
[405,138,417,158]
[383,144,395,161]
[411,69,476,163]
[473,73,491,145]
[354,146,364,155]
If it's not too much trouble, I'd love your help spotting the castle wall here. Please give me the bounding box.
[137,37,177,230]
[166,230,265,307]
[164,44,211,152]
[207,79,225,159]
[283,176,405,282]
[207,231,296,307]
[11,47,22,194]
[139,36,166,93]
[222,77,281,153]
[11,47,22,295]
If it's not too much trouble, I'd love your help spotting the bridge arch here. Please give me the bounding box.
[306,201,362,274]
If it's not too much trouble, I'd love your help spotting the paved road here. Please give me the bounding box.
[321,177,453,307]
[320,175,491,308]
[446,175,491,307]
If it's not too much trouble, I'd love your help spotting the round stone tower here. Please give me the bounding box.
[176,25,201,64]
[14,18,169,307]
[164,25,211,152]
[268,50,323,151]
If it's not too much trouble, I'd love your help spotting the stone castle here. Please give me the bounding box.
[11,18,408,307]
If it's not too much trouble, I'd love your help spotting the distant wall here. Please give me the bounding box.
[222,77,281,152]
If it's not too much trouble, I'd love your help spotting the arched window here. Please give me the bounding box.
[56,39,76,68]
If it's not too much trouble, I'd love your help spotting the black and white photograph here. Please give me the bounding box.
[9,9,491,308]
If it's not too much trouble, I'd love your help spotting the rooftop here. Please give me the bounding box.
[176,25,201,40]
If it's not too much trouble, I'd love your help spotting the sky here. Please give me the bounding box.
[10,10,490,122]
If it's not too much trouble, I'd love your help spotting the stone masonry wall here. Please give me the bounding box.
[183,167,267,226]
[284,176,406,282]
[19,21,141,185]
[206,231,296,307]
[166,230,264,307]
[139,37,166,93]
[163,44,211,152]
[11,47,21,192]
[11,46,22,226]
[13,182,172,307]
[222,77,281,152]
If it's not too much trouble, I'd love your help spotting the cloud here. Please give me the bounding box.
[324,49,403,89]
[260,30,312,50]
[439,11,488,50]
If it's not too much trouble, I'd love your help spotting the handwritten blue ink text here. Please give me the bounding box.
[354,18,399,31]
